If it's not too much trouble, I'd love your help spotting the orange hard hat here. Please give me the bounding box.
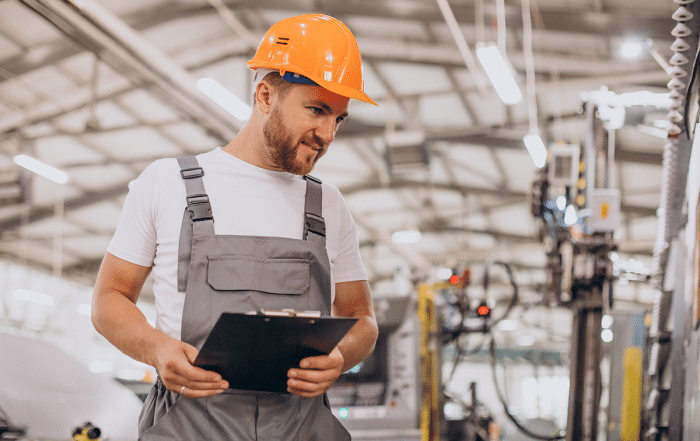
[247,14,378,106]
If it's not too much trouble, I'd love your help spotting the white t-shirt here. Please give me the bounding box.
[107,148,367,341]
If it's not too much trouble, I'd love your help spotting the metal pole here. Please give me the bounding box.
[566,287,603,441]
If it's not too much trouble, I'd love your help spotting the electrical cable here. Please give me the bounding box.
[444,260,520,385]
[489,337,565,440]
[445,333,487,385]
[482,260,519,325]
[441,282,487,385]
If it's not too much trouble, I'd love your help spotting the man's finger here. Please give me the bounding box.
[180,385,226,398]
[178,343,225,383]
[287,382,327,396]
[299,347,344,369]
[184,378,229,391]
[288,367,336,384]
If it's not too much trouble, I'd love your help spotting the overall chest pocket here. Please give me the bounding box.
[207,255,310,296]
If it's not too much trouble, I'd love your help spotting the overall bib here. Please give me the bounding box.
[137,157,351,440]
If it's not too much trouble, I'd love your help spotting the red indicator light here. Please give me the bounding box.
[477,305,490,316]
[449,275,460,284]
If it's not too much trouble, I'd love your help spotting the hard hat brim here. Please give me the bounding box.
[249,63,378,106]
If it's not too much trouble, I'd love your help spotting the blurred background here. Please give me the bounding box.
[0,0,695,440]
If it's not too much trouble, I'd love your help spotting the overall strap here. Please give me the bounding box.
[303,175,326,247]
[176,156,214,292]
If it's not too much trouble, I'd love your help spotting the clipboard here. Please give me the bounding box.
[193,312,358,393]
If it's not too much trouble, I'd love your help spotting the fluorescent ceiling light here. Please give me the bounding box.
[392,230,422,244]
[475,42,522,105]
[13,154,69,184]
[195,77,252,122]
[621,40,643,58]
[13,289,54,306]
[523,134,547,168]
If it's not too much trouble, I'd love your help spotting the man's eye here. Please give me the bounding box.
[310,107,323,114]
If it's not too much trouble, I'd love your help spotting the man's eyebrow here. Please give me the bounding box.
[309,100,349,119]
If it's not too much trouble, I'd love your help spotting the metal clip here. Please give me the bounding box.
[186,194,213,221]
[180,167,204,179]
[258,309,322,318]
[303,213,326,238]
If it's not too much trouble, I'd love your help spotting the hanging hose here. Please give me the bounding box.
[489,338,565,440]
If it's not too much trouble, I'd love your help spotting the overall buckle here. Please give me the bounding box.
[186,194,213,221]
[303,213,326,238]
[180,167,204,179]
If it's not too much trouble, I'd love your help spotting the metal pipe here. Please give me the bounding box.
[19,0,241,142]
[434,0,488,95]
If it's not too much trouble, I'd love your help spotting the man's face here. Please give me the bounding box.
[263,84,350,175]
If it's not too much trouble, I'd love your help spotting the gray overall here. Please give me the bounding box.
[137,157,351,440]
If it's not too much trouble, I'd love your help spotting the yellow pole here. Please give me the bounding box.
[619,347,642,441]
[418,284,441,441]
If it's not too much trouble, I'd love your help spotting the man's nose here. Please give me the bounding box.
[315,117,336,144]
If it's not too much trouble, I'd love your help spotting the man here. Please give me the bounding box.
[91,14,378,440]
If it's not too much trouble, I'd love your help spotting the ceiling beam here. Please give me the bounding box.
[342,177,658,216]
[2,0,672,86]
[16,0,241,142]
[138,1,674,41]
[339,121,665,166]
[0,183,127,233]
[341,178,525,199]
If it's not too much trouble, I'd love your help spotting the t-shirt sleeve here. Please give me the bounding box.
[331,189,368,283]
[106,162,160,267]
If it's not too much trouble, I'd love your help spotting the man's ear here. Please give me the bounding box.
[255,80,274,114]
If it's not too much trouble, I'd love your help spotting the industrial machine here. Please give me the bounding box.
[531,102,619,441]
[0,332,143,441]
[328,294,422,438]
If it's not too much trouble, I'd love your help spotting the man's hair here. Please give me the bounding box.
[254,71,296,104]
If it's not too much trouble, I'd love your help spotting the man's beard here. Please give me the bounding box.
[263,106,327,175]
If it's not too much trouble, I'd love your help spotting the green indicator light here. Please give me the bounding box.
[339,408,349,419]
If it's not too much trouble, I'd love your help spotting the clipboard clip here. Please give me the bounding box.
[246,309,322,318]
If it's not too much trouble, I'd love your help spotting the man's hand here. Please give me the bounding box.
[287,347,344,397]
[92,253,228,399]
[154,338,229,398]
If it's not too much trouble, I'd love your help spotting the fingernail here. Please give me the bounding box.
[289,370,297,378]
[218,389,225,393]
[213,375,221,381]
[300,361,309,368]
[222,382,229,389]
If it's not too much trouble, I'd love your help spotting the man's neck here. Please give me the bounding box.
[222,122,279,171]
